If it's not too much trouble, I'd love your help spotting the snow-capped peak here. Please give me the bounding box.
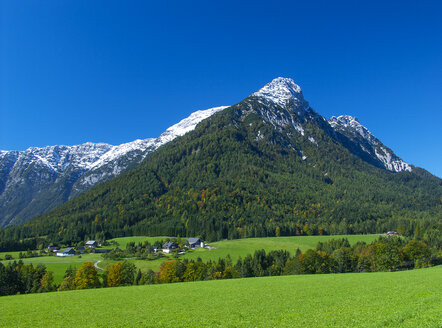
[252,77,308,109]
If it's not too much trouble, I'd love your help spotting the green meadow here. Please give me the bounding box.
[0,266,440,327]
[1,235,380,282]
[182,234,380,262]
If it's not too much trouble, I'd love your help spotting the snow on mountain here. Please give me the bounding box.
[329,115,412,173]
[247,77,313,136]
[25,143,114,172]
[156,106,228,145]
[0,106,229,226]
[88,139,156,171]
[252,77,309,110]
[86,106,228,172]
[329,115,375,144]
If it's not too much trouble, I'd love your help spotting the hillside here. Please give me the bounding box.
[0,266,440,327]
[1,78,440,246]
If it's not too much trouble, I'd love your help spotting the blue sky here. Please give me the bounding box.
[1,0,441,177]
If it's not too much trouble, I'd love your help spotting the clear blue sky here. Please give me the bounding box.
[1,0,441,177]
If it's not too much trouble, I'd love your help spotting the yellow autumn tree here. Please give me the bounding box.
[74,262,100,289]
[107,262,122,287]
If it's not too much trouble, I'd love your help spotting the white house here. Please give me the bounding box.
[56,248,76,257]
[162,242,177,253]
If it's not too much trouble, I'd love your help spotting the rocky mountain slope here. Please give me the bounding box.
[329,115,411,172]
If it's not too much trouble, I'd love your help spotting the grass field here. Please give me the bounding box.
[107,236,169,249]
[183,234,380,262]
[1,235,381,282]
[0,265,440,327]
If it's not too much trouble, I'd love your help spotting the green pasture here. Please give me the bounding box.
[107,236,169,249]
[183,234,380,262]
[0,266,440,327]
[0,250,28,259]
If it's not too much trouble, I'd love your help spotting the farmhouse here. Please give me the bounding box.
[85,240,98,248]
[162,242,177,253]
[56,248,76,257]
[187,237,204,248]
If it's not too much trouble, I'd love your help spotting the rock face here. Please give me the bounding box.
[0,106,227,227]
[328,115,411,172]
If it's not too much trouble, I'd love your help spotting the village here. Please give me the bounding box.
[48,237,210,258]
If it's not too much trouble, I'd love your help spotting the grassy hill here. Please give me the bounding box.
[0,266,440,327]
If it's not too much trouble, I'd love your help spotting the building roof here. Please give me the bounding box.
[187,237,201,244]
[62,248,75,253]
[163,242,177,249]
[85,240,97,245]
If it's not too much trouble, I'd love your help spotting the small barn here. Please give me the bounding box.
[162,242,177,253]
[56,248,76,257]
[85,240,98,248]
[187,238,204,248]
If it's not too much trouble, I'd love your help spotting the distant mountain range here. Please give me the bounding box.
[2,77,439,245]
[0,106,227,227]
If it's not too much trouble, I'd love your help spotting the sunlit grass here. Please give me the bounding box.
[0,266,439,327]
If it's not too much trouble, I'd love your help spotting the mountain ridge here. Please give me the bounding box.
[0,77,434,232]
[1,77,439,247]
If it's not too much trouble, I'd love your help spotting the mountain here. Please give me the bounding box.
[1,77,440,248]
[0,106,227,227]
